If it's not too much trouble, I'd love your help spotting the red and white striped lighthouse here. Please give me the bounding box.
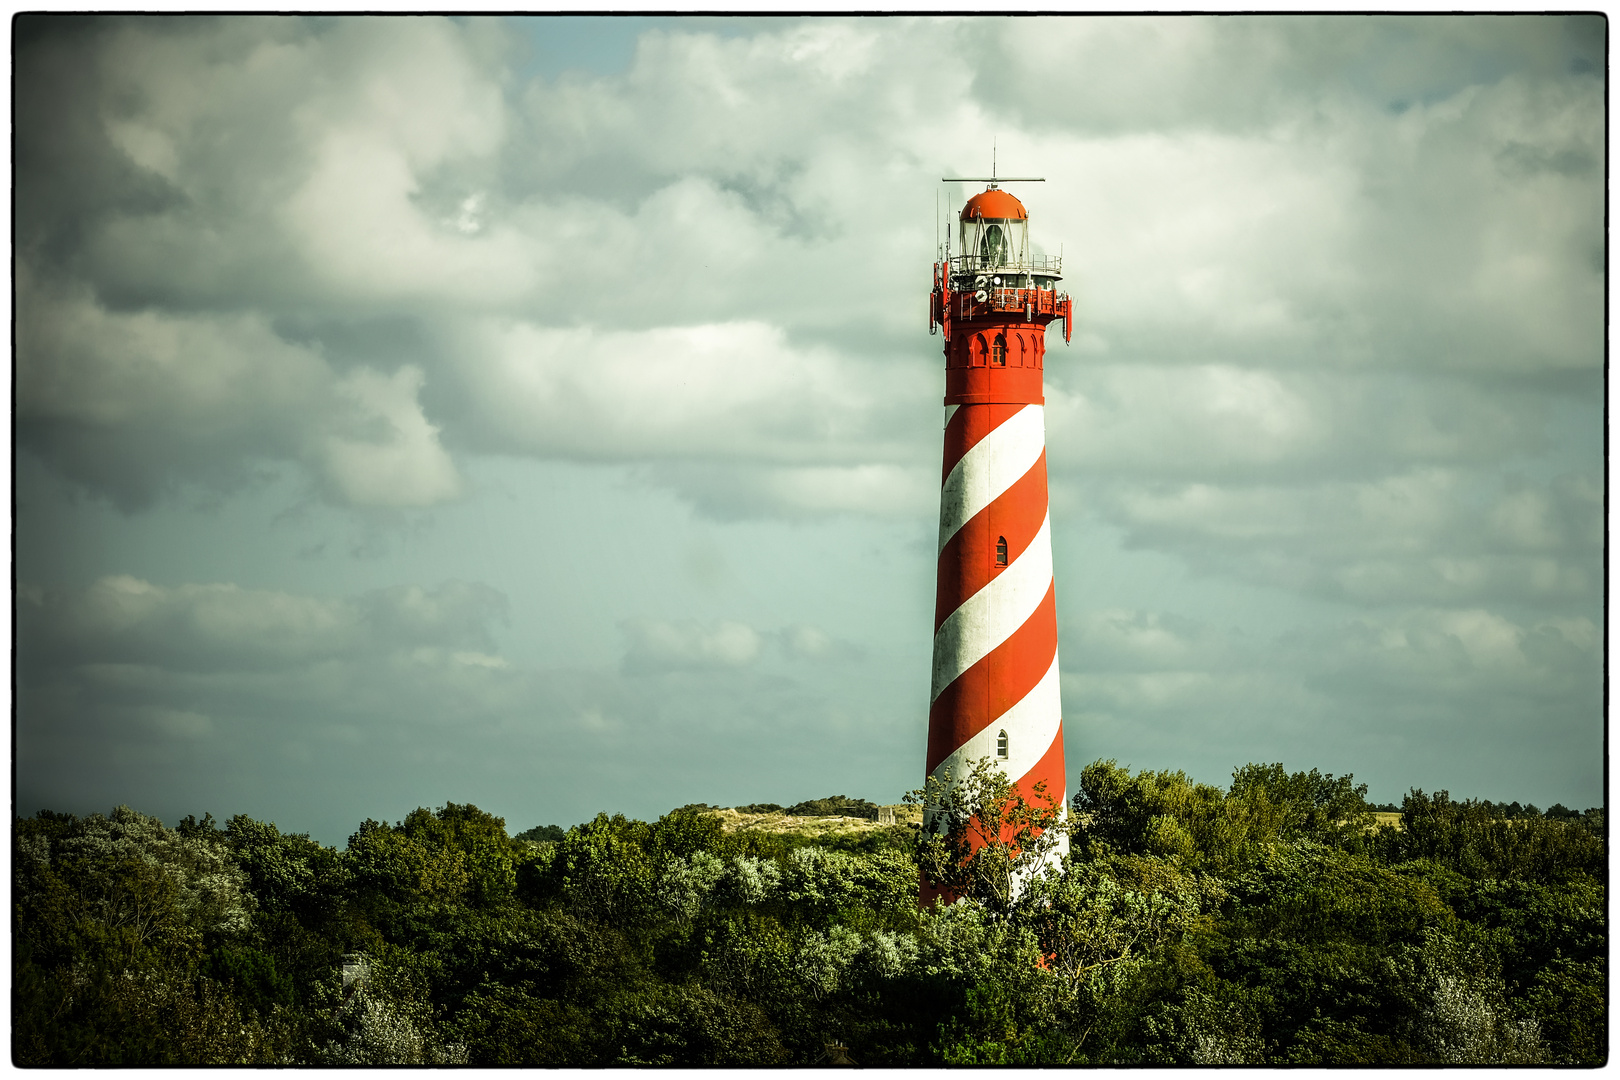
[923,178,1073,904]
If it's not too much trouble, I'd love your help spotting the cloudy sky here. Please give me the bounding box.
[15,14,1605,845]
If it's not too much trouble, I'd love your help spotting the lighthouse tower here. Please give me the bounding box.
[923,178,1072,903]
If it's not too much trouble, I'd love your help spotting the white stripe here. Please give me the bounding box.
[930,514,1054,702]
[943,404,960,430]
[937,404,1046,554]
[931,653,1062,787]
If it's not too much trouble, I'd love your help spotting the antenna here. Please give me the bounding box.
[947,143,1043,188]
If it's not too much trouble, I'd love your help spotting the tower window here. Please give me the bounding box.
[991,335,1006,366]
[995,536,1008,566]
[997,730,1009,759]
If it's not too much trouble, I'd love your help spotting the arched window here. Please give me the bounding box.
[995,536,1008,566]
[973,335,988,366]
[991,335,1007,366]
[997,730,1009,759]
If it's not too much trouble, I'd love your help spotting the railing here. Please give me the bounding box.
[930,275,1073,343]
[955,286,1066,318]
[949,253,1063,276]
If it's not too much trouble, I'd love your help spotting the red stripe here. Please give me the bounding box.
[992,722,1068,845]
[1015,721,1067,810]
[940,402,1028,483]
[926,582,1058,774]
[934,450,1049,632]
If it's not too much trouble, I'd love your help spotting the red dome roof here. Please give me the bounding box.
[959,188,1027,221]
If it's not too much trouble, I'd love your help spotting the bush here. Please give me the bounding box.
[785,795,879,819]
[1377,790,1605,883]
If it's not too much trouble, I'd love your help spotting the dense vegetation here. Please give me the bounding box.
[13,760,1605,1065]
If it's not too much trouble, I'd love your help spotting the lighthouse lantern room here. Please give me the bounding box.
[923,176,1072,905]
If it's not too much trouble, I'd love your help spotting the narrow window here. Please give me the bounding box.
[991,335,1007,366]
[995,536,1008,566]
[997,730,1009,759]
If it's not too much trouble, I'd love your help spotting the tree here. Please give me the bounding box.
[911,758,1068,912]
[1378,789,1605,883]
[1226,763,1373,852]
[1072,760,1375,870]
[1069,760,1224,864]
[396,803,518,907]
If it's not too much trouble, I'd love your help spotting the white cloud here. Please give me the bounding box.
[16,271,462,510]
[445,317,932,517]
[322,367,461,508]
[1062,608,1236,671]
[20,575,506,672]
[621,618,762,672]
[1090,468,1600,606]
[1309,607,1601,696]
[457,320,891,459]
[618,616,863,672]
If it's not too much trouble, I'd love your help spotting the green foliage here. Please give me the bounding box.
[398,802,519,907]
[226,814,347,925]
[13,762,1605,1066]
[912,757,1069,912]
[1073,760,1374,870]
[646,805,726,861]
[1377,788,1605,884]
[935,981,1076,1064]
[547,813,657,925]
[209,944,295,1015]
[1221,842,1455,947]
[14,808,292,1064]
[784,795,879,819]
[1071,760,1226,863]
[1227,763,1375,851]
[1023,854,1207,1001]
[1524,957,1607,1064]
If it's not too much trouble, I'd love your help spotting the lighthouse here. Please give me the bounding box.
[923,177,1072,904]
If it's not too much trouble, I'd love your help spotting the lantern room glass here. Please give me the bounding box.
[960,217,1030,271]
